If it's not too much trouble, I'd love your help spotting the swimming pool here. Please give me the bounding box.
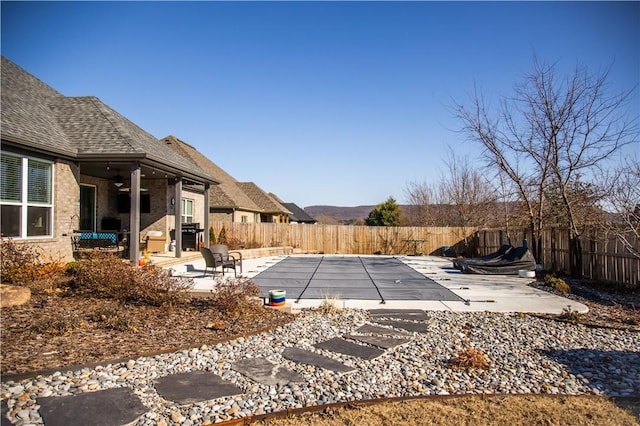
[251,256,464,303]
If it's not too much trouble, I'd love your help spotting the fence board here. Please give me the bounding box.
[473,226,639,288]
[208,222,474,257]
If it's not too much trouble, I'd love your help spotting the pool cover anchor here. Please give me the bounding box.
[464,299,496,305]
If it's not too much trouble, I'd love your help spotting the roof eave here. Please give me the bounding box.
[76,152,219,185]
[1,135,77,159]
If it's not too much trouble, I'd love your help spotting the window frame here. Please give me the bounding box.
[180,198,194,224]
[1,151,54,239]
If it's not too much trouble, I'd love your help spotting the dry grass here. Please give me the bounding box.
[450,346,491,370]
[315,293,343,314]
[255,395,640,426]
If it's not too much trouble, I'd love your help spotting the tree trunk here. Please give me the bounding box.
[569,235,583,278]
[529,221,541,263]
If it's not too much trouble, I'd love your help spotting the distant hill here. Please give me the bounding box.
[304,205,376,222]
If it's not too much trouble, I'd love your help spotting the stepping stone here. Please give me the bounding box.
[38,387,147,426]
[233,357,304,386]
[355,324,411,336]
[374,320,429,334]
[368,309,429,321]
[155,371,241,405]
[314,337,385,360]
[343,334,411,349]
[282,347,355,373]
[1,399,12,426]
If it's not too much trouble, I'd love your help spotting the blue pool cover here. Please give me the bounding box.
[251,256,463,303]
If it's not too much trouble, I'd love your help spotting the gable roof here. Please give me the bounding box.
[237,182,292,215]
[1,56,76,157]
[161,135,263,212]
[1,56,215,184]
[281,202,317,223]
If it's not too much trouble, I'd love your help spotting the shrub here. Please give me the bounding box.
[218,227,228,245]
[1,238,67,293]
[209,278,261,318]
[544,274,571,293]
[70,252,193,307]
[450,346,491,370]
[226,237,242,250]
[316,294,343,314]
[1,238,41,284]
[558,305,583,323]
[620,306,640,326]
[32,313,85,336]
[89,305,139,332]
[209,226,217,245]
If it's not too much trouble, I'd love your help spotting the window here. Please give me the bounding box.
[241,215,248,223]
[117,193,151,214]
[181,198,193,223]
[1,153,53,238]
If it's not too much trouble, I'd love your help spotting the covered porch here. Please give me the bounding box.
[74,159,217,265]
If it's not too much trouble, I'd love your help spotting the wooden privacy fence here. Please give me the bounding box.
[209,222,474,257]
[472,226,640,288]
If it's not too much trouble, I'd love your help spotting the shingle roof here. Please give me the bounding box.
[1,56,215,183]
[237,182,292,215]
[281,202,317,223]
[1,56,76,157]
[161,135,262,212]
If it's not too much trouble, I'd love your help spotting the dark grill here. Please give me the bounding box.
[180,223,204,251]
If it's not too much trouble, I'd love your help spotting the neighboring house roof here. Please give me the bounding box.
[1,56,215,184]
[281,202,317,223]
[161,135,263,212]
[237,182,292,215]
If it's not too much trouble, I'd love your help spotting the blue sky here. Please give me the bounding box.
[2,1,638,207]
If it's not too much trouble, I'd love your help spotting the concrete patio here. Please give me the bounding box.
[154,252,588,315]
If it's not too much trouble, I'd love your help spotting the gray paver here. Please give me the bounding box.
[355,323,411,336]
[1,399,12,426]
[37,387,147,426]
[233,357,304,386]
[282,347,355,373]
[374,320,429,334]
[369,309,429,321]
[155,370,242,405]
[314,337,385,360]
[344,334,411,349]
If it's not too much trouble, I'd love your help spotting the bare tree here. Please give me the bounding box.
[404,180,438,226]
[454,57,638,275]
[601,158,640,259]
[454,83,551,262]
[404,150,497,231]
[438,149,497,230]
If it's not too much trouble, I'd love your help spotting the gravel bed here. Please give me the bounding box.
[2,309,639,425]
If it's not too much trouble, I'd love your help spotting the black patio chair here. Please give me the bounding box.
[209,244,243,277]
[200,245,242,277]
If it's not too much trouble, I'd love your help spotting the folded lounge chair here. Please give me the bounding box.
[452,244,514,270]
[460,246,536,275]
